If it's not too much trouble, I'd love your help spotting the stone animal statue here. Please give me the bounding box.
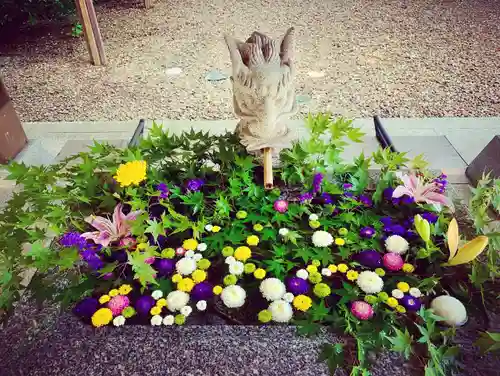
[224,28,297,163]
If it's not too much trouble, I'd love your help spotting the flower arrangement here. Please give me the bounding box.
[0,116,497,375]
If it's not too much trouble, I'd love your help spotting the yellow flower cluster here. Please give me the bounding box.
[234,246,252,261]
[177,277,195,292]
[114,160,147,187]
[293,295,312,311]
[183,238,198,251]
[254,268,266,279]
[246,235,259,246]
[118,284,132,295]
[192,269,207,283]
[91,308,113,327]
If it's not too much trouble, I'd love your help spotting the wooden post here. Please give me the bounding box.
[144,0,153,8]
[75,0,106,65]
[263,148,273,190]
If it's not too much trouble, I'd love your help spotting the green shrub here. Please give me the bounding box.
[0,0,76,30]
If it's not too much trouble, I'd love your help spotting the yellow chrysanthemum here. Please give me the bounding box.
[293,295,313,312]
[346,270,359,281]
[246,235,259,246]
[91,308,113,327]
[386,297,399,308]
[311,260,321,267]
[213,285,223,295]
[254,268,266,279]
[177,278,195,292]
[212,226,221,233]
[114,160,147,187]
[402,263,415,273]
[328,264,338,273]
[396,282,410,293]
[192,269,207,283]
[396,305,407,313]
[234,246,252,262]
[375,268,386,277]
[98,295,110,304]
[172,274,182,283]
[156,298,167,308]
[150,306,162,316]
[109,289,119,297]
[337,264,348,273]
[253,224,264,232]
[118,284,132,295]
[335,238,345,246]
[306,265,318,273]
[183,238,198,251]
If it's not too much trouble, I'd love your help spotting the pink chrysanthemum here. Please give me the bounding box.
[351,301,374,320]
[273,200,288,213]
[108,295,130,316]
[383,252,404,271]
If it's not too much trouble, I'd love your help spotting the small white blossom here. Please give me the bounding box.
[175,247,186,256]
[205,224,213,231]
[321,268,332,277]
[356,271,384,294]
[166,290,190,312]
[196,300,207,311]
[113,315,125,327]
[225,256,236,265]
[151,315,163,326]
[221,285,246,308]
[385,235,409,255]
[151,290,163,300]
[260,278,286,301]
[309,214,319,221]
[279,228,289,236]
[296,269,309,280]
[185,250,195,258]
[312,231,334,247]
[180,305,193,317]
[197,243,207,252]
[176,257,197,275]
[269,300,293,323]
[229,261,244,275]
[409,287,422,298]
[163,315,175,325]
[283,292,294,303]
[193,253,203,261]
[392,289,404,299]
[212,163,220,172]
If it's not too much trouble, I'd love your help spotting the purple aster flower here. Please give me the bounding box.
[59,232,86,248]
[354,250,382,268]
[391,198,401,205]
[136,295,156,316]
[157,183,170,199]
[388,224,406,236]
[380,217,393,226]
[332,207,341,216]
[359,194,373,207]
[422,212,439,224]
[401,195,415,205]
[359,226,376,238]
[73,297,99,319]
[405,230,418,240]
[344,192,354,198]
[154,258,175,277]
[383,187,395,200]
[312,173,324,193]
[299,192,314,203]
[191,282,214,301]
[343,183,353,190]
[400,295,422,312]
[321,192,333,204]
[80,249,104,270]
[186,178,204,192]
[286,277,310,295]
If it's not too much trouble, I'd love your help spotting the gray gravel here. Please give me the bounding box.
[0,0,499,122]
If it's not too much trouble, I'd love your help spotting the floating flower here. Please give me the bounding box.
[260,278,286,301]
[225,256,236,265]
[151,315,163,326]
[402,263,415,273]
[108,295,130,316]
[392,172,451,207]
[176,257,197,275]
[150,306,162,316]
[211,226,221,233]
[229,261,245,276]
[197,243,207,252]
[244,263,256,274]
[346,270,359,281]
[356,271,384,294]
[151,290,163,300]
[375,268,386,277]
[409,288,422,298]
[309,220,321,229]
[359,226,376,239]
[172,274,182,283]
[254,268,266,279]
[166,291,190,312]
[236,210,248,219]
[299,192,314,203]
[185,250,195,258]
[177,278,195,292]
[273,200,288,213]
[157,298,167,308]
[192,269,207,283]
[99,295,111,304]
[258,309,272,323]
[286,277,310,295]
[306,265,318,273]
[364,295,377,304]
[283,293,294,303]
[91,308,113,327]
[396,282,410,293]
[293,295,312,312]
[396,305,407,313]
[385,235,409,254]
[122,306,136,318]
[109,289,119,297]
[222,246,234,257]
[221,285,246,308]
[308,272,322,284]
[312,173,324,193]
[205,224,213,232]
[163,315,175,325]
[328,264,338,273]
[321,268,332,277]
[392,289,404,299]
[197,258,211,270]
[309,214,319,221]
[400,295,422,312]
[386,297,399,308]
[337,264,348,273]
[296,269,309,280]
[174,314,186,325]
[354,250,383,269]
[154,258,176,277]
[175,247,186,256]
[234,246,252,261]
[335,238,345,246]
[191,282,214,301]
[279,228,289,236]
[313,283,331,298]
[253,224,264,232]
[73,297,99,319]
[113,315,126,327]
[81,203,142,247]
[224,275,237,286]
[183,239,198,251]
[213,285,223,295]
[186,178,204,192]
[180,305,193,317]
[351,301,374,320]
[118,284,132,295]
[383,252,404,271]
[312,231,334,247]
[430,295,467,326]
[196,300,207,311]
[114,160,147,187]
[377,292,389,302]
[269,300,293,323]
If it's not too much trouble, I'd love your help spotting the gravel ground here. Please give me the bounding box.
[0,0,499,122]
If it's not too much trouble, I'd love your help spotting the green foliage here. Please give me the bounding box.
[1,0,76,29]
[71,21,83,37]
[319,343,345,374]
[474,331,500,354]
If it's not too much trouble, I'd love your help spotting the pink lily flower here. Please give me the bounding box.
[392,172,451,207]
[81,203,142,247]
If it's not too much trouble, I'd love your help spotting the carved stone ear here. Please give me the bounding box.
[279,27,295,66]
[224,34,246,73]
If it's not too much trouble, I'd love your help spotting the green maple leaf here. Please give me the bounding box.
[128,251,158,287]
[385,327,413,359]
[262,227,276,241]
[311,300,330,321]
[56,247,80,270]
[130,212,149,236]
[295,319,322,337]
[318,343,345,374]
[25,240,52,270]
[244,212,268,224]
[96,261,118,277]
[263,259,285,279]
[294,247,312,263]
[145,219,165,241]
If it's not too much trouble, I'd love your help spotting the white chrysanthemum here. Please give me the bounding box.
[180,305,193,317]
[296,269,309,280]
[260,278,286,301]
[385,235,409,255]
[166,290,190,312]
[205,224,213,231]
[356,271,384,294]
[221,285,246,308]
[185,250,195,258]
[151,290,163,300]
[309,214,319,221]
[197,243,207,252]
[163,315,175,325]
[283,292,294,303]
[392,289,404,299]
[312,231,334,247]
[113,315,125,327]
[212,163,220,172]
[229,261,244,275]
[321,268,332,277]
[196,300,207,311]
[225,256,236,265]
[176,257,197,275]
[279,228,289,236]
[193,253,203,261]
[409,288,422,298]
[430,295,467,326]
[151,315,163,326]
[269,300,293,323]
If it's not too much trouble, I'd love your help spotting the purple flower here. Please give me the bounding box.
[135,295,156,316]
[321,192,333,204]
[343,183,353,190]
[383,187,395,200]
[386,224,406,236]
[299,192,313,203]
[191,282,214,301]
[359,226,376,239]
[380,217,393,226]
[405,230,418,240]
[59,232,86,248]
[354,250,382,268]
[186,178,204,192]
[73,297,99,319]
[80,249,104,270]
[157,183,170,199]
[421,212,439,224]
[400,295,422,312]
[401,195,415,205]
[274,199,289,213]
[154,258,175,277]
[312,173,324,193]
[286,277,310,295]
[359,195,373,207]
[391,198,401,205]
